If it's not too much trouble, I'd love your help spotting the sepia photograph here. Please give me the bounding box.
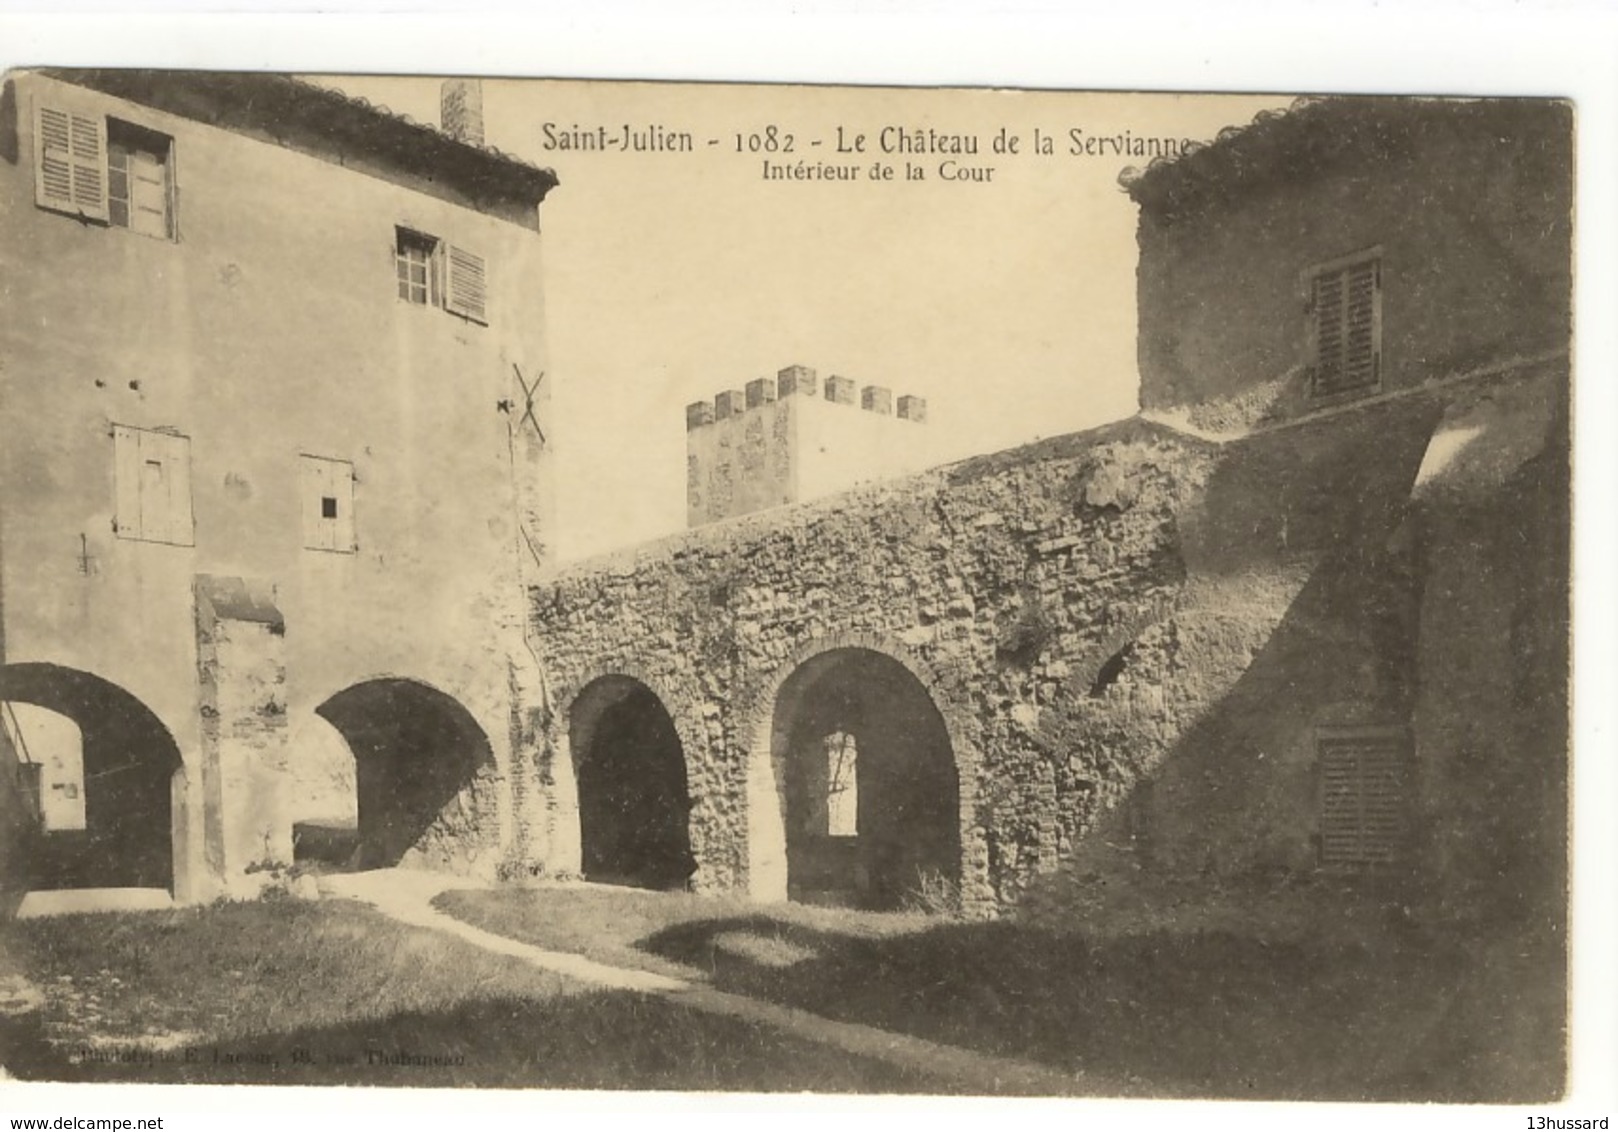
[0,9,1609,1125]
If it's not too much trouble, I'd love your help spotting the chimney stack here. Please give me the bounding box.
[441,79,485,147]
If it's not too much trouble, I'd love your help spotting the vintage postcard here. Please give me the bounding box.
[0,24,1601,1124]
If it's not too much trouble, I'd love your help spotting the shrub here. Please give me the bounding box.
[901,870,963,918]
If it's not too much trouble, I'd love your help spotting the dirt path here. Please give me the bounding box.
[321,871,686,992]
[323,869,1101,1097]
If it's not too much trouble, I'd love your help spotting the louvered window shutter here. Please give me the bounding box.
[1312,271,1346,393]
[1311,258,1380,397]
[444,245,488,324]
[35,104,109,222]
[1319,732,1407,866]
[1341,260,1380,391]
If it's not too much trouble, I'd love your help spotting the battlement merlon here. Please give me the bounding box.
[686,363,934,528]
[685,365,927,433]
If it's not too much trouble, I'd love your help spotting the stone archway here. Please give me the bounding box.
[286,713,361,868]
[314,678,494,872]
[568,674,695,891]
[0,662,183,892]
[755,644,961,910]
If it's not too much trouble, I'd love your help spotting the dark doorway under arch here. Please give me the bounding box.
[0,663,181,891]
[772,647,959,910]
[314,679,492,871]
[570,676,694,891]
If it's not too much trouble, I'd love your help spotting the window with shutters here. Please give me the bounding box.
[35,103,174,239]
[444,244,488,324]
[300,454,356,554]
[112,425,193,546]
[395,228,439,306]
[1317,726,1409,868]
[1308,252,1381,399]
[394,225,487,325]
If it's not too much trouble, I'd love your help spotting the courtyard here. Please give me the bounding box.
[0,874,1564,1100]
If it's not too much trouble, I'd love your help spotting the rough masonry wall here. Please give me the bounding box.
[1030,362,1567,932]
[531,363,1563,917]
[533,418,1231,913]
[194,577,289,897]
[686,394,797,527]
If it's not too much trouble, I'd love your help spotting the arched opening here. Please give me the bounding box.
[569,675,694,891]
[286,714,361,868]
[0,663,181,891]
[771,647,959,910]
[313,679,492,871]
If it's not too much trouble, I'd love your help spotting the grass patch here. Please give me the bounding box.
[437,883,1565,1102]
[0,897,941,1093]
[435,885,929,982]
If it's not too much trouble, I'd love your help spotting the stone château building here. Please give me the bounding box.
[1,85,1570,942]
[0,70,556,907]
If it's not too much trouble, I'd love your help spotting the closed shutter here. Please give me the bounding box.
[444,244,488,324]
[138,456,167,542]
[301,455,356,553]
[1311,257,1380,397]
[35,103,109,221]
[113,425,143,538]
[128,147,170,238]
[156,432,194,546]
[1319,731,1407,865]
[301,456,334,551]
[328,459,356,552]
[113,426,192,544]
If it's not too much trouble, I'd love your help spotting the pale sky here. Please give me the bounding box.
[325,78,1288,560]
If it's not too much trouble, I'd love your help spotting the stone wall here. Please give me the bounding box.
[194,575,288,897]
[534,416,1215,912]
[1129,98,1572,433]
[1407,366,1570,930]
[528,361,1565,919]
[1040,361,1567,930]
[0,70,551,903]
